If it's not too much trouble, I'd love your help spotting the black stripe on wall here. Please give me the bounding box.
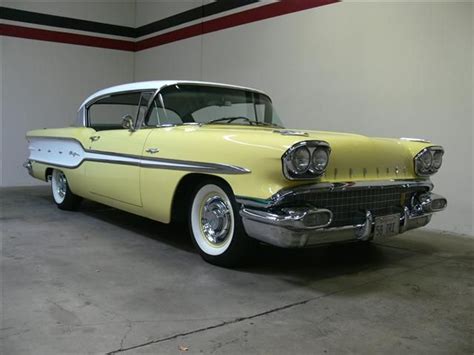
[0,6,136,37]
[136,0,259,37]
[0,0,260,38]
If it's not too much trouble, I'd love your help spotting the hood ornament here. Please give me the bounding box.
[400,137,431,143]
[273,130,309,137]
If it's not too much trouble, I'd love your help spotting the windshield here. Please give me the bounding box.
[145,84,284,128]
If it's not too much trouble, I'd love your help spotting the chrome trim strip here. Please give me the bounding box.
[32,156,250,175]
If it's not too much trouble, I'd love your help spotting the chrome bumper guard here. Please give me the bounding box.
[240,192,447,248]
[23,160,33,176]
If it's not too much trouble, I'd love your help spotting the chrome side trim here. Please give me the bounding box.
[26,136,250,175]
[31,156,250,175]
[139,158,250,174]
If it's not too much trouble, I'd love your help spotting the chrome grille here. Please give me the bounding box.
[280,186,426,227]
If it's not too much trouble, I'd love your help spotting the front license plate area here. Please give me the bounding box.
[374,214,400,238]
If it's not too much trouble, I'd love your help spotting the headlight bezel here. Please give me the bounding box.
[414,146,444,176]
[282,141,331,180]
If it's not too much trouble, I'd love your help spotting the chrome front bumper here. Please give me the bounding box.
[240,191,447,248]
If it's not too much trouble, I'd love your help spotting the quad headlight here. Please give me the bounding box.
[291,146,311,173]
[414,146,444,176]
[282,141,331,180]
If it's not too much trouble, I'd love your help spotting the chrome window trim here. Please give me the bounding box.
[75,106,87,127]
[136,89,161,129]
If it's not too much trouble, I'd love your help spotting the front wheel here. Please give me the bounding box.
[51,169,82,211]
[188,181,255,267]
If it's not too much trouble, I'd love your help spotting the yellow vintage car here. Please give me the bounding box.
[25,81,447,266]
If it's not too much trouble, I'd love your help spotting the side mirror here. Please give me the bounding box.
[122,115,135,131]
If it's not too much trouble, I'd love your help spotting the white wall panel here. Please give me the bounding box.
[134,36,202,81]
[1,37,134,186]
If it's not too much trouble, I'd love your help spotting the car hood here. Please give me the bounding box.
[177,124,430,182]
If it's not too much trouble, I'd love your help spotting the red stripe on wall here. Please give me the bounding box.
[1,0,339,52]
[136,0,339,51]
[0,24,135,51]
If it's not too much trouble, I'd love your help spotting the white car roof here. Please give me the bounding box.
[79,80,269,109]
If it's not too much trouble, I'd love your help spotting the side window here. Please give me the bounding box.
[146,98,182,126]
[87,92,141,131]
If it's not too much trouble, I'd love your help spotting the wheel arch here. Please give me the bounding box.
[170,173,234,224]
[45,167,54,181]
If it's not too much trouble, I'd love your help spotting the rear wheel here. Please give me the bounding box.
[188,181,254,267]
[51,169,82,211]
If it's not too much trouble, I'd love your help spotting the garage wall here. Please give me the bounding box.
[1,1,135,187]
[0,36,4,187]
[134,1,473,236]
[1,1,472,236]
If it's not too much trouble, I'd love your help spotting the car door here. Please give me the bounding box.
[85,91,154,206]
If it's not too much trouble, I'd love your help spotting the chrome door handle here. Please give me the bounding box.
[145,148,159,154]
[89,136,101,142]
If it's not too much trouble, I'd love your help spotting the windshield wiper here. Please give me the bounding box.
[206,116,253,124]
[205,117,283,128]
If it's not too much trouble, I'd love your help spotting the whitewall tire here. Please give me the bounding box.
[188,180,255,266]
[51,169,82,211]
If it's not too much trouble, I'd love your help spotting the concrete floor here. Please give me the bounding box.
[1,186,473,355]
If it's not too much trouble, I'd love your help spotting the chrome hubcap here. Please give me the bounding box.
[200,195,232,245]
[56,172,67,199]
